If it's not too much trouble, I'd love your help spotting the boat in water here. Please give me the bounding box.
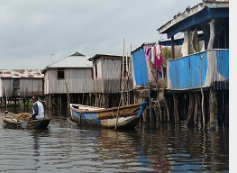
[2,112,51,129]
[69,102,147,129]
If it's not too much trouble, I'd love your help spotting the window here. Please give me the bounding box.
[57,70,64,79]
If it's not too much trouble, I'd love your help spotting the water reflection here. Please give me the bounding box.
[0,108,229,172]
[31,129,50,170]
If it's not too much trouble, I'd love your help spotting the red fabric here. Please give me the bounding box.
[153,45,163,69]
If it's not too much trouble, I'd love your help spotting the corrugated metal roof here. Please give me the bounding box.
[0,69,44,78]
[44,52,92,71]
[157,0,229,34]
[89,54,123,61]
[204,0,229,2]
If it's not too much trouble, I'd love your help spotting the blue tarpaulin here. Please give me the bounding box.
[132,47,148,87]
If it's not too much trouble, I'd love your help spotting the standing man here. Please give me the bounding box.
[31,96,45,120]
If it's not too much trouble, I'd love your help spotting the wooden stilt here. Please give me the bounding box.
[89,94,92,106]
[47,95,52,110]
[224,90,229,126]
[173,93,179,123]
[201,90,206,128]
[59,95,62,110]
[187,93,194,127]
[14,97,17,113]
[220,91,225,124]
[98,94,102,107]
[139,98,146,123]
[209,90,217,128]
[193,93,199,126]
[148,86,152,121]
[65,82,70,109]
[2,96,6,109]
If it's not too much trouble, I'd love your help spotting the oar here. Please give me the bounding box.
[20,117,32,129]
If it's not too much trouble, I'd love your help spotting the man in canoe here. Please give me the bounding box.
[30,96,45,120]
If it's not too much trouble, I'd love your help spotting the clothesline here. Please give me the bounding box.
[143,44,164,69]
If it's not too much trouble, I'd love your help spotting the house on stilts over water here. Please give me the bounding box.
[42,52,94,109]
[89,54,133,108]
[0,69,44,107]
[156,0,229,127]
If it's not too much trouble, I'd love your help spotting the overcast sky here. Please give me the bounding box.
[0,0,203,69]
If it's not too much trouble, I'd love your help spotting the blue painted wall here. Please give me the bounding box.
[216,50,229,79]
[167,50,229,90]
[132,47,148,87]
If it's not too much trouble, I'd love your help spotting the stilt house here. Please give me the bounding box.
[0,69,44,101]
[42,52,93,108]
[156,0,229,125]
[89,54,132,107]
[157,0,229,90]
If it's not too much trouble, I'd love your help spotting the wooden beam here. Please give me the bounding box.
[173,93,179,123]
[171,36,175,59]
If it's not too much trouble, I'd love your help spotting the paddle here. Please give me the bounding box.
[20,117,32,129]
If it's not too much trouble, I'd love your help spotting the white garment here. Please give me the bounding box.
[156,44,161,60]
[151,46,155,64]
[33,101,45,120]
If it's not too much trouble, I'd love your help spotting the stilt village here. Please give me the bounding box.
[0,0,229,129]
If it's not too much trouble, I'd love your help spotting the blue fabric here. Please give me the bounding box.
[132,48,148,87]
[137,102,148,119]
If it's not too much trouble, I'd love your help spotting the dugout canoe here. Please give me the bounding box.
[69,102,147,129]
[2,112,51,129]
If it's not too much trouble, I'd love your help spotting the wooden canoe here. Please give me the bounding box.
[2,112,51,130]
[69,102,147,129]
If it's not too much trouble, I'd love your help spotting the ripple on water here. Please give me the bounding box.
[0,112,229,172]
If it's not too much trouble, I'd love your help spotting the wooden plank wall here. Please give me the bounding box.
[44,68,94,94]
[93,58,122,93]
[0,78,43,97]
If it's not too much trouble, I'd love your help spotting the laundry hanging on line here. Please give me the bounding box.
[143,44,164,69]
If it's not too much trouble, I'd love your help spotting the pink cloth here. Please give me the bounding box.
[144,45,151,61]
[153,45,163,69]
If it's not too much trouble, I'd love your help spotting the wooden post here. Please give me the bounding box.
[173,93,179,123]
[187,93,194,127]
[224,91,229,126]
[2,97,6,110]
[171,36,175,59]
[139,98,146,123]
[209,90,217,128]
[65,82,70,109]
[14,97,17,113]
[95,94,99,107]
[89,93,92,106]
[46,95,52,110]
[58,95,62,110]
[193,93,200,126]
[163,91,170,122]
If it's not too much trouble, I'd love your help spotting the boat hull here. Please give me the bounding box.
[2,116,51,130]
[70,102,147,129]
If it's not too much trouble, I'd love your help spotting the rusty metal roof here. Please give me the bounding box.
[0,69,44,79]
